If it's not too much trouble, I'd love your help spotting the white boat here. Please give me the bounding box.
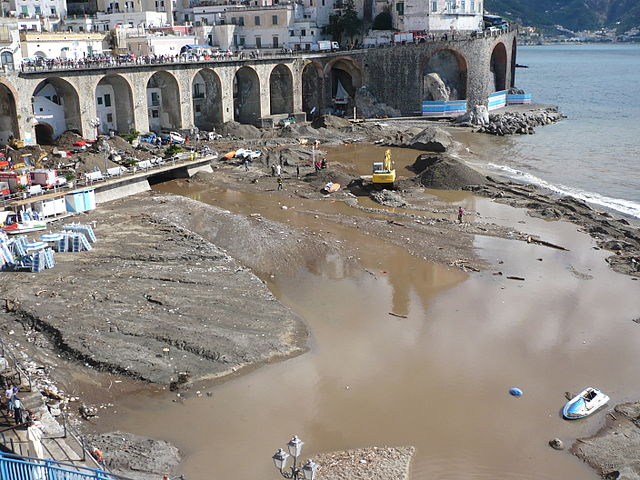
[1,210,47,235]
[562,387,609,420]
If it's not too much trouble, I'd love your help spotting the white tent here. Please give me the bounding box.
[334,79,350,105]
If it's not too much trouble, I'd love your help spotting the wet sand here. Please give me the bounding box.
[89,175,640,480]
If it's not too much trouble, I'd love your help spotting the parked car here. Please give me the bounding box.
[160,131,186,144]
[139,133,160,144]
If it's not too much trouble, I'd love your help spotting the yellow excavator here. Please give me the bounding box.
[372,149,396,186]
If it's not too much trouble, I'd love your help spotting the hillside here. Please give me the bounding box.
[485,0,640,33]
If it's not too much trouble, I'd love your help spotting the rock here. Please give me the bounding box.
[371,189,407,208]
[411,154,488,190]
[424,73,450,101]
[354,86,401,118]
[405,126,452,152]
[311,115,352,129]
[549,438,564,450]
[87,432,181,480]
[455,105,490,127]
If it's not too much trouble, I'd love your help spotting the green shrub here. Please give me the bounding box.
[165,144,184,157]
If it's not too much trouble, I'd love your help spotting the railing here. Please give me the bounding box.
[17,26,515,74]
[0,451,115,480]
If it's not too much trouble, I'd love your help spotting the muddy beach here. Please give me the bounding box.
[1,114,639,480]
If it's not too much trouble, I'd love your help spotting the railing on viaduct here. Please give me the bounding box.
[0,452,133,480]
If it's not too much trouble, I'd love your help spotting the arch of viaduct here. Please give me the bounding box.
[0,31,516,144]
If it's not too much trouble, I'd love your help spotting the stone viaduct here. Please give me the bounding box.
[0,30,516,145]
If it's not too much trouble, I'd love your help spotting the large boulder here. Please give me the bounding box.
[371,189,408,208]
[454,105,490,127]
[412,153,488,190]
[405,126,452,152]
[424,73,450,101]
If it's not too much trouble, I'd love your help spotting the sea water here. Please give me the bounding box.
[472,43,640,218]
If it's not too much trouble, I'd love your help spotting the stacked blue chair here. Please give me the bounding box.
[64,223,97,243]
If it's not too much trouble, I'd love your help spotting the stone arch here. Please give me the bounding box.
[302,61,323,119]
[510,37,517,88]
[490,42,508,92]
[233,66,261,125]
[34,51,47,59]
[269,64,293,115]
[96,74,135,134]
[324,57,363,112]
[146,71,182,132]
[192,69,223,130]
[422,48,468,100]
[32,77,82,140]
[34,123,55,145]
[0,81,19,145]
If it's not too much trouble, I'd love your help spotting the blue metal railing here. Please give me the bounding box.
[0,452,115,480]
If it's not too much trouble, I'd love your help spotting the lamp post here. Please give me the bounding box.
[272,435,318,480]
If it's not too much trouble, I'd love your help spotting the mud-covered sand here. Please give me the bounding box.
[1,113,638,479]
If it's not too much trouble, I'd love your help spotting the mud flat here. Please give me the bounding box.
[0,194,335,385]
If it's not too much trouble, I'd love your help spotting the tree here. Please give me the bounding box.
[323,0,363,43]
[372,10,392,30]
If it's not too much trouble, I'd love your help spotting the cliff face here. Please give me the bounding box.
[486,0,640,33]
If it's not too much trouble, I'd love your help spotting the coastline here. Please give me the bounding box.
[1,116,638,479]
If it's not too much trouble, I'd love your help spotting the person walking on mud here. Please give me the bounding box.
[243,159,249,171]
[458,206,465,223]
[296,165,300,179]
[277,177,283,190]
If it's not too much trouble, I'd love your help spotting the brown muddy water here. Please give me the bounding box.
[95,173,640,480]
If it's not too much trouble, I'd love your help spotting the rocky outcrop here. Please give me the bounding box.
[454,105,490,127]
[355,86,401,118]
[389,126,453,152]
[411,153,488,190]
[87,432,181,480]
[478,107,564,135]
[424,73,450,101]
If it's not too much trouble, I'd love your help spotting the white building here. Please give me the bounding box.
[8,0,67,20]
[146,86,162,131]
[20,31,106,59]
[125,33,196,55]
[94,10,170,31]
[0,23,21,71]
[392,0,483,32]
[32,83,67,139]
[96,84,116,133]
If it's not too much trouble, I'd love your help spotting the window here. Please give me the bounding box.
[301,29,306,36]
[193,83,204,98]
[97,97,103,105]
[195,104,201,114]
[322,0,325,5]
[230,17,236,24]
[460,0,465,11]
[34,5,41,14]
[273,36,278,47]
[255,36,261,48]
[106,113,113,122]
[104,94,111,107]
[254,16,260,25]
[396,2,404,15]
[50,7,56,15]
[152,110,159,118]
[289,30,295,36]
[272,14,277,25]
[470,0,475,12]
[445,0,453,13]
[151,92,159,106]
[238,16,244,25]
[239,36,245,46]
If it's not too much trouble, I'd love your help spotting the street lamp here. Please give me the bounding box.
[272,435,318,480]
